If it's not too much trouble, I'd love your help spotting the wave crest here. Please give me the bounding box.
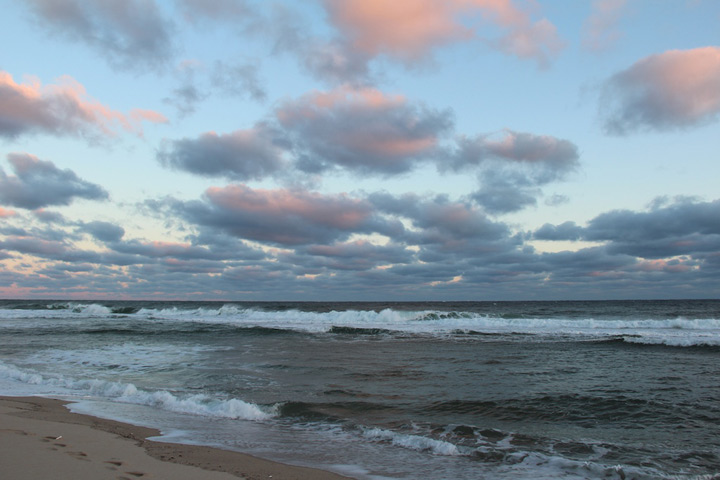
[0,362,271,421]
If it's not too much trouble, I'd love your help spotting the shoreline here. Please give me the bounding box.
[0,395,352,480]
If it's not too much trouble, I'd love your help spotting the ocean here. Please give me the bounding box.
[1,299,719,479]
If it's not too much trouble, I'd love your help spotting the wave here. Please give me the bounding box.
[360,426,461,456]
[0,362,271,421]
[2,303,719,347]
[620,335,720,348]
[355,425,663,479]
[421,394,700,427]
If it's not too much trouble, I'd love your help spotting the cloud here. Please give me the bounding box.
[34,210,68,224]
[535,198,720,259]
[211,60,267,102]
[584,199,720,258]
[277,85,453,175]
[4,195,720,299]
[0,207,16,218]
[0,153,108,209]
[447,130,579,213]
[0,71,167,139]
[25,0,176,70]
[370,192,511,255]
[0,236,68,257]
[177,0,254,24]
[79,221,125,242]
[321,0,565,67]
[582,0,627,52]
[451,129,579,177]
[162,59,265,118]
[281,241,415,272]
[165,82,208,117]
[172,185,387,245]
[265,5,373,86]
[601,47,720,134]
[534,221,583,241]
[158,126,287,181]
[112,239,243,261]
[471,170,540,214]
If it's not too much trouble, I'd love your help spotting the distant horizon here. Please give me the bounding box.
[1,2,719,300]
[2,297,718,304]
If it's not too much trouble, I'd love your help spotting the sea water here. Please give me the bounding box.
[1,299,719,479]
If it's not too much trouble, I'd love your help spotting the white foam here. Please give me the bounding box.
[622,335,720,347]
[2,304,719,346]
[361,427,461,456]
[0,361,272,421]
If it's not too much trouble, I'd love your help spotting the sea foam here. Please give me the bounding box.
[0,361,271,421]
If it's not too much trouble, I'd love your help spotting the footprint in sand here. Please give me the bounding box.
[0,429,30,436]
[104,460,123,471]
[67,451,90,461]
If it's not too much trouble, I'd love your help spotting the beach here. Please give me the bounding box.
[2,299,719,479]
[0,396,349,480]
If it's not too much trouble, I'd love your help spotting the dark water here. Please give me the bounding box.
[1,299,719,479]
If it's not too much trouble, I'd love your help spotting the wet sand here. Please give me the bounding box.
[0,396,351,480]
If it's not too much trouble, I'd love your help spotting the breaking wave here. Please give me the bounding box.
[1,303,718,347]
[0,361,271,421]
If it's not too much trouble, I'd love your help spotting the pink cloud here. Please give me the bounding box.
[206,185,372,230]
[322,0,564,66]
[0,207,17,218]
[276,86,406,120]
[0,71,167,139]
[602,47,720,133]
[276,85,451,174]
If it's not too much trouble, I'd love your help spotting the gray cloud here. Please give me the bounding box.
[177,0,254,24]
[33,210,68,224]
[211,60,267,102]
[158,125,287,181]
[164,82,208,117]
[267,5,372,86]
[170,184,391,246]
[601,47,720,134]
[277,87,453,175]
[586,199,720,242]
[163,60,265,118]
[25,0,176,71]
[370,193,512,257]
[3,197,719,299]
[471,170,540,215]
[79,221,125,242]
[280,241,414,273]
[450,130,579,179]
[534,221,583,241]
[446,130,579,214]
[0,236,68,257]
[0,153,108,209]
[535,198,720,260]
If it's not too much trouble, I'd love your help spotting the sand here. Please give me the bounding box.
[0,396,352,480]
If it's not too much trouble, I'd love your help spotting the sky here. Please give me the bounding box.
[0,0,719,301]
